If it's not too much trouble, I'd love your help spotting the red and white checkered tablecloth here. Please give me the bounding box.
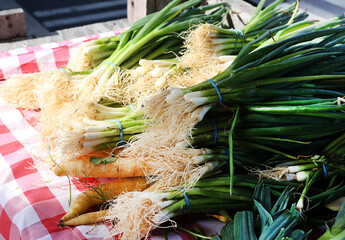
[0,31,224,240]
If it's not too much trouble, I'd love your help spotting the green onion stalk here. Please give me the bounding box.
[106,174,343,240]
[81,120,150,152]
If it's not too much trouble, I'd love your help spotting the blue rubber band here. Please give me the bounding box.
[233,29,245,54]
[212,118,218,145]
[233,30,239,53]
[237,29,245,49]
[59,68,66,72]
[322,163,327,179]
[115,120,124,145]
[180,187,190,213]
[219,146,230,160]
[103,62,116,68]
[185,67,189,72]
[206,79,222,105]
[127,105,135,111]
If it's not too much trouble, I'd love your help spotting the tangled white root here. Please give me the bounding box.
[107,24,227,106]
[251,167,290,181]
[117,89,212,189]
[66,43,96,71]
[181,23,218,68]
[106,191,175,240]
[34,66,119,157]
[0,72,46,109]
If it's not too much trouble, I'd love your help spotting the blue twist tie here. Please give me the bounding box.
[233,29,245,54]
[233,30,239,53]
[206,79,222,105]
[219,146,230,159]
[237,29,245,49]
[322,163,327,179]
[219,146,230,169]
[115,120,124,145]
[180,187,190,213]
[127,105,135,111]
[212,118,218,145]
[103,62,116,68]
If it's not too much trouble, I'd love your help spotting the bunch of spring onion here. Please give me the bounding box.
[106,173,345,240]
[184,0,309,59]
[165,95,345,177]
[123,0,310,102]
[79,102,151,153]
[77,0,229,91]
[66,35,122,71]
[2,0,229,151]
[137,19,345,196]
[0,33,124,110]
[36,0,231,157]
[163,16,345,108]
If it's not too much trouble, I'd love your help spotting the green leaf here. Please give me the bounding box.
[211,236,222,240]
[228,106,239,195]
[274,228,286,240]
[221,221,235,240]
[271,187,294,218]
[234,211,257,240]
[289,229,307,240]
[331,201,345,235]
[254,182,272,212]
[90,156,117,165]
[254,200,273,232]
[131,0,181,44]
